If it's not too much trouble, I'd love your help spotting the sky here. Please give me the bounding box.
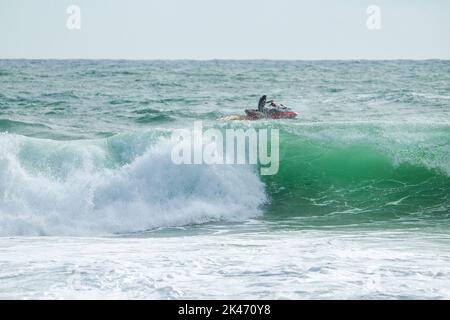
[0,0,449,59]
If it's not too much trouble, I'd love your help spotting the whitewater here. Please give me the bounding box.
[0,60,449,299]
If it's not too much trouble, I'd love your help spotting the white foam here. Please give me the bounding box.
[0,133,266,236]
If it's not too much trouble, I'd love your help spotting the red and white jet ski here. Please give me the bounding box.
[244,106,298,120]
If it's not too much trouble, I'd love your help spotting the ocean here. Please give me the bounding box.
[0,60,449,299]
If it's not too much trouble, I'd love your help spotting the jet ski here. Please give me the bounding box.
[245,105,298,120]
[218,96,298,121]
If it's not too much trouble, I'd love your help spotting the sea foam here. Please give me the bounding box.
[0,133,266,236]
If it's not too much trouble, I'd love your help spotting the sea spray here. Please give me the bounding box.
[0,133,266,236]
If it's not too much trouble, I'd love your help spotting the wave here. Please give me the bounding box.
[134,108,175,123]
[0,132,266,236]
[261,122,450,223]
[0,119,52,135]
[41,91,79,100]
[0,121,449,235]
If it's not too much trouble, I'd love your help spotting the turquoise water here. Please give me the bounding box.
[0,60,449,299]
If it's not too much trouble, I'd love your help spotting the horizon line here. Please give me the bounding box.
[1,58,450,62]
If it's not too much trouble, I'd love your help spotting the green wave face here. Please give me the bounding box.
[262,123,450,227]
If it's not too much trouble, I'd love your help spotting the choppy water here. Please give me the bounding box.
[0,60,449,299]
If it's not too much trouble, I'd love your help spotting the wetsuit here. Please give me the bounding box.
[258,95,267,112]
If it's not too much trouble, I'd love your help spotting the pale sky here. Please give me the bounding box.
[1,0,449,59]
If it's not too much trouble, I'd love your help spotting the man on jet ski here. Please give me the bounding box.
[258,95,267,112]
[245,95,297,120]
[258,95,284,113]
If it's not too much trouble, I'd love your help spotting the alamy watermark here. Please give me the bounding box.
[171,122,280,176]
[63,5,383,31]
[64,5,381,32]
[66,5,81,30]
[367,5,381,30]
